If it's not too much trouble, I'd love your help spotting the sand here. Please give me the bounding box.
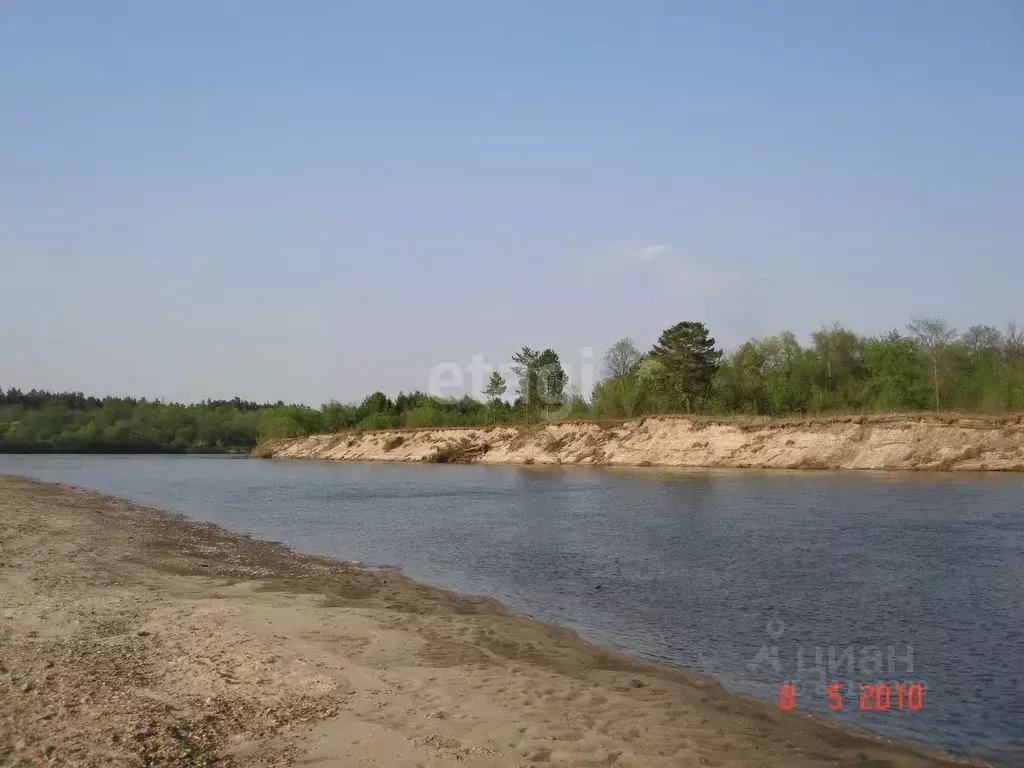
[0,476,991,767]
[256,413,1024,472]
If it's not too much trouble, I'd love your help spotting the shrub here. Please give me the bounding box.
[423,438,487,464]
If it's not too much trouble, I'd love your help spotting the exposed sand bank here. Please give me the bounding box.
[257,413,1024,471]
[0,476,991,767]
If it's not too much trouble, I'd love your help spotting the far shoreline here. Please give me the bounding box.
[256,412,1024,472]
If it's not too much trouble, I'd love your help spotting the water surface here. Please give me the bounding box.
[1,454,1021,765]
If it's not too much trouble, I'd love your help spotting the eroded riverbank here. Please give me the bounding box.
[257,413,1024,471]
[0,476,993,767]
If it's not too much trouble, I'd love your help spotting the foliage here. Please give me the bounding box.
[603,337,642,380]
[649,321,723,413]
[483,371,507,403]
[906,315,958,411]
[509,347,568,421]
[4,315,1024,454]
[0,390,299,453]
[510,346,540,422]
[595,318,1024,418]
[483,371,508,424]
[382,435,405,451]
[863,332,931,410]
[536,349,567,413]
[483,370,507,405]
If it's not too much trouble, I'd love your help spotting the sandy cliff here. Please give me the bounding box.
[256,413,1024,471]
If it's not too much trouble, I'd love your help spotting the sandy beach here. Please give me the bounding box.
[0,475,989,767]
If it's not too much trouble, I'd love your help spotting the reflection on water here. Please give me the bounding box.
[1,455,1022,765]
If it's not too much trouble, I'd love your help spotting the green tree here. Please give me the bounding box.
[962,325,1003,353]
[711,342,765,414]
[598,337,643,416]
[511,346,540,424]
[907,316,957,411]
[563,385,592,419]
[755,331,813,413]
[1003,322,1024,365]
[322,399,357,432]
[359,391,394,418]
[483,371,507,403]
[633,355,668,412]
[483,371,507,423]
[865,331,930,410]
[592,372,643,417]
[602,337,642,380]
[810,323,866,405]
[650,321,722,413]
[536,349,567,418]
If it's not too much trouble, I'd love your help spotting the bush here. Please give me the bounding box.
[382,435,405,452]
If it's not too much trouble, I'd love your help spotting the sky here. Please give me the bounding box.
[2,1,1022,405]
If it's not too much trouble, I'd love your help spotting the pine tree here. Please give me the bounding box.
[650,321,722,413]
[511,346,540,424]
[483,371,506,403]
[536,349,567,418]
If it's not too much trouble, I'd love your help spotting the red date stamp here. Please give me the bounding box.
[779,682,925,711]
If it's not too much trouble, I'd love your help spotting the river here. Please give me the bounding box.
[1,454,1021,766]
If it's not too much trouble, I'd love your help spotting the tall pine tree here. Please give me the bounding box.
[536,349,567,416]
[650,321,722,413]
[511,346,540,423]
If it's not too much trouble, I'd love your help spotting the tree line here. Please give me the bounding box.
[0,393,318,453]
[591,318,1024,418]
[2,316,1022,453]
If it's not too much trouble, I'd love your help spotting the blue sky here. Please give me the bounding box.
[2,1,1022,405]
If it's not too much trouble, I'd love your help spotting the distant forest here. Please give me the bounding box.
[2,316,1023,453]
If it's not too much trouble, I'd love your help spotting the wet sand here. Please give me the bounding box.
[0,476,990,767]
